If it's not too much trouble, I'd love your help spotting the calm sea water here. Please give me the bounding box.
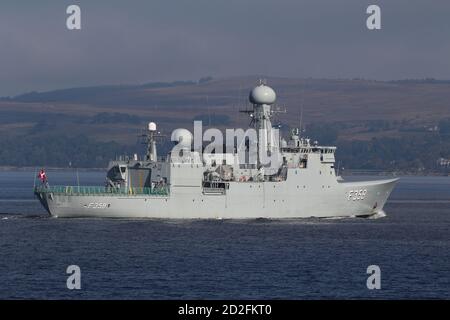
[0,170,449,299]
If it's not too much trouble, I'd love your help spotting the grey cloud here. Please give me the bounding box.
[0,0,449,96]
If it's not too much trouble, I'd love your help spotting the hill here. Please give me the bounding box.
[1,76,450,172]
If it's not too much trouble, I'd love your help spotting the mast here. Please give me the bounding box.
[248,80,277,168]
[145,122,158,161]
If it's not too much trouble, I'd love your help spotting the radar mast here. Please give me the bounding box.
[143,122,162,162]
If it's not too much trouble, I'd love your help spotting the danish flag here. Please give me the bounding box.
[38,169,47,182]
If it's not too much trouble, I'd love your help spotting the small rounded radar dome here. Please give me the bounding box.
[148,122,157,131]
[171,128,193,148]
[249,84,276,105]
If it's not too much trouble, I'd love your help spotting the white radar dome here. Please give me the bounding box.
[148,122,157,131]
[249,84,276,105]
[171,128,193,148]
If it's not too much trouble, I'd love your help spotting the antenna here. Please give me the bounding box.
[258,78,267,86]
[299,81,306,134]
[237,84,242,127]
[76,168,80,192]
[299,106,303,135]
[239,83,253,126]
[206,95,211,126]
[240,85,243,106]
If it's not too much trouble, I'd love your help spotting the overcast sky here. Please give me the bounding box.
[0,0,449,96]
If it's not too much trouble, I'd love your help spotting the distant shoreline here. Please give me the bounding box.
[0,166,105,172]
[0,166,447,176]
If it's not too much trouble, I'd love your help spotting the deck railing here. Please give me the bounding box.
[34,185,169,196]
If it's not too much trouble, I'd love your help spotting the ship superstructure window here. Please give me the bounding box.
[107,166,122,180]
[299,158,307,168]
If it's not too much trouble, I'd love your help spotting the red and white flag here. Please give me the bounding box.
[38,169,47,183]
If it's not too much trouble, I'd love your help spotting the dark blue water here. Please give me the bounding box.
[0,170,449,299]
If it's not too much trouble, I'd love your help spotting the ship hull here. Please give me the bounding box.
[35,178,398,219]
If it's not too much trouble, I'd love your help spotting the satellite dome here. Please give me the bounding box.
[148,122,157,131]
[249,84,276,105]
[171,128,193,148]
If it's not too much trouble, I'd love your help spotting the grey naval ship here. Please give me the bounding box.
[34,82,398,219]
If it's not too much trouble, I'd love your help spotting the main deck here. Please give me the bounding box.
[34,185,169,196]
